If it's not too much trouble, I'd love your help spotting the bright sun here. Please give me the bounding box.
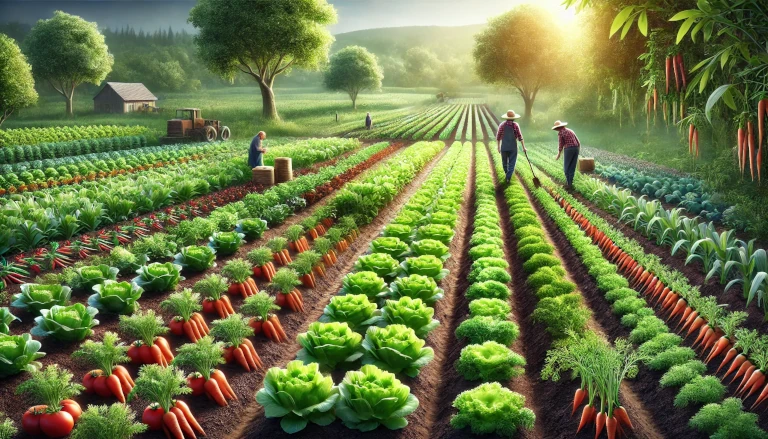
[555,5,578,25]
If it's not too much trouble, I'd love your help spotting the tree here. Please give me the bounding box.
[189,0,336,121]
[0,33,37,126]
[473,5,568,120]
[404,47,442,86]
[24,11,113,116]
[324,46,383,109]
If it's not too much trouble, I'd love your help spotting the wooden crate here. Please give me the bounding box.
[252,166,275,186]
[274,157,293,183]
[578,158,595,173]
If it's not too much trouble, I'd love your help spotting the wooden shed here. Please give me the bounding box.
[93,82,158,114]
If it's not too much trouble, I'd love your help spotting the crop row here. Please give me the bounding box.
[0,135,148,166]
[354,105,445,139]
[479,105,497,141]
[516,158,768,437]
[394,105,456,139]
[465,105,474,142]
[439,104,465,140]
[0,125,150,148]
[455,105,469,142]
[413,104,463,140]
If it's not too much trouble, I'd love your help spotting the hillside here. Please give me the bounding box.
[332,24,483,59]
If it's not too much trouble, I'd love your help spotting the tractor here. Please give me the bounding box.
[160,108,231,144]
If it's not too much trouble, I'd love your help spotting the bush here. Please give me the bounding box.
[536,279,576,299]
[522,254,560,274]
[639,333,683,357]
[596,273,629,292]
[620,308,655,328]
[517,243,553,262]
[466,281,510,300]
[456,316,519,346]
[451,383,535,437]
[674,375,726,408]
[689,398,768,439]
[660,361,707,388]
[456,341,525,382]
[526,267,560,291]
[629,316,668,344]
[648,347,696,371]
[612,297,647,316]
[469,298,510,320]
[605,288,638,303]
[475,267,511,284]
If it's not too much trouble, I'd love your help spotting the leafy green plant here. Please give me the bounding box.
[320,294,379,332]
[369,297,439,338]
[450,382,535,437]
[674,375,726,408]
[340,271,388,302]
[629,316,668,344]
[31,303,99,341]
[469,257,508,282]
[689,398,768,439]
[16,365,84,412]
[174,245,216,272]
[382,224,413,243]
[256,360,339,434]
[0,413,16,439]
[612,297,647,316]
[70,403,147,439]
[456,316,519,346]
[361,324,434,377]
[126,364,191,413]
[109,247,145,276]
[296,321,364,371]
[236,218,268,241]
[532,294,590,339]
[648,347,696,371]
[72,331,130,378]
[70,265,120,291]
[388,274,444,304]
[522,254,560,274]
[469,244,504,261]
[131,233,177,262]
[118,310,168,346]
[0,308,18,334]
[171,336,225,381]
[409,239,450,261]
[208,232,245,257]
[88,280,143,315]
[469,298,511,320]
[247,247,273,267]
[660,361,707,388]
[466,280,510,300]
[415,224,454,245]
[355,253,400,281]
[474,267,511,284]
[370,237,410,260]
[221,258,253,284]
[132,262,183,293]
[456,341,525,382]
[639,333,683,357]
[335,364,419,431]
[0,333,45,378]
[12,283,72,314]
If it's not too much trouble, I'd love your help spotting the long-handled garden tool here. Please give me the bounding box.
[522,148,541,188]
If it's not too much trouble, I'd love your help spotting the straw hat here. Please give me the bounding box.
[501,110,522,120]
[552,120,568,130]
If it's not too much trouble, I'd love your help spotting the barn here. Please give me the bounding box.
[93,82,158,114]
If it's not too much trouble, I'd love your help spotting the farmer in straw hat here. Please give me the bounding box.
[552,120,581,188]
[496,110,527,184]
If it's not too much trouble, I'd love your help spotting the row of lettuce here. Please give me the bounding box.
[0,141,422,438]
[0,124,151,148]
[518,153,768,437]
[355,104,461,141]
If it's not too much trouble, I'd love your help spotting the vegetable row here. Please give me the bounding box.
[0,125,150,148]
[0,135,148,166]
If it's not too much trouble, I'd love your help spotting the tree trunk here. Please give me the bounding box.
[258,79,279,121]
[520,92,534,121]
[65,93,74,117]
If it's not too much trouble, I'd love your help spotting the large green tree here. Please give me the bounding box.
[473,5,568,120]
[24,11,113,116]
[324,46,383,109]
[189,0,337,121]
[0,33,37,126]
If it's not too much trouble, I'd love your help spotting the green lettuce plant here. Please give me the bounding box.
[456,341,525,382]
[466,280,510,300]
[468,298,511,320]
[0,308,19,334]
[296,321,364,371]
[354,253,400,281]
[370,237,410,260]
[31,303,99,342]
[400,255,448,281]
[0,333,45,378]
[341,272,388,302]
[450,382,535,437]
[174,245,217,272]
[388,274,444,304]
[469,257,509,282]
[415,224,454,245]
[208,231,246,256]
[132,262,183,293]
[71,265,120,290]
[236,218,268,241]
[367,297,439,338]
[362,324,434,377]
[88,280,143,314]
[255,360,339,434]
[409,239,450,261]
[11,284,72,314]
[456,316,519,346]
[382,224,413,243]
[335,364,419,431]
[320,294,379,332]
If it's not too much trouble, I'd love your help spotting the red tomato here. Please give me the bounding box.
[39,411,74,438]
[127,343,143,364]
[142,404,165,431]
[223,346,234,363]
[21,405,47,435]
[93,375,112,397]
[187,374,205,396]
[202,299,215,314]
[169,318,184,336]
[82,370,101,393]
[61,400,82,423]
[138,345,154,364]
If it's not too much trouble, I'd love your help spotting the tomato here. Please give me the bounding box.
[61,400,82,423]
[82,370,101,393]
[93,375,112,397]
[21,405,47,435]
[249,317,263,334]
[169,318,184,336]
[187,374,205,396]
[223,346,234,363]
[138,345,154,364]
[202,298,215,314]
[127,343,143,364]
[39,410,74,438]
[142,404,165,431]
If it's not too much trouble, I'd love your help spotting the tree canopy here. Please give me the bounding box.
[189,0,337,120]
[0,33,37,126]
[24,11,113,116]
[324,46,383,108]
[473,5,568,120]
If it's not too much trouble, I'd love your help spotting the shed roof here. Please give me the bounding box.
[95,82,158,102]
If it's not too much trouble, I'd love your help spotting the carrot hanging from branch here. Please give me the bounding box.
[738,126,746,175]
[688,124,695,155]
[665,57,671,95]
[748,121,756,181]
[672,54,680,92]
[677,54,687,90]
[694,128,700,158]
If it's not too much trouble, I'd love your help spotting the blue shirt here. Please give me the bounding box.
[249,136,263,168]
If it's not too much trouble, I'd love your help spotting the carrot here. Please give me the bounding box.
[678,54,687,88]
[606,416,618,439]
[149,344,166,366]
[680,311,699,334]
[731,360,755,384]
[737,365,757,393]
[269,315,288,342]
[183,321,199,342]
[669,299,687,321]
[685,316,706,338]
[613,406,632,430]
[689,124,695,154]
[706,336,730,363]
[239,338,263,368]
[262,320,279,343]
[309,228,318,240]
[675,306,692,329]
[240,343,259,370]
[211,369,237,400]
[665,57,671,94]
[722,353,746,378]
[572,388,586,416]
[738,126,746,173]
[204,378,228,407]
[155,337,174,362]
[691,324,711,349]
[170,407,196,439]
[672,54,680,91]
[595,411,606,439]
[162,412,185,439]
[285,293,299,312]
[171,401,205,437]
[694,128,700,157]
[751,383,768,409]
[749,121,756,180]
[744,369,766,398]
[106,374,126,403]
[577,405,595,434]
[213,300,226,318]
[113,365,135,387]
[221,296,235,314]
[232,347,250,371]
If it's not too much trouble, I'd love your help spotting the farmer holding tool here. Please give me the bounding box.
[249,131,268,168]
[552,120,581,188]
[496,110,527,184]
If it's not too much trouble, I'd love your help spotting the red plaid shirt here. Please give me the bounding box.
[496,121,524,143]
[558,128,580,152]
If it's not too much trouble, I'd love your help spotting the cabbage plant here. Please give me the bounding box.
[451,382,535,437]
[382,224,413,243]
[0,307,19,334]
[415,224,454,245]
[174,245,216,272]
[388,274,444,304]
[71,265,120,290]
[335,364,419,431]
[255,360,339,434]
[0,333,45,378]
[236,218,268,241]
[31,303,99,342]
[354,253,400,281]
[12,284,72,314]
[133,262,183,293]
[296,322,363,370]
[367,297,439,338]
[370,237,410,261]
[456,341,525,382]
[88,280,143,314]
[409,239,450,261]
[340,272,388,302]
[400,255,448,281]
[362,324,434,377]
[208,231,245,256]
[320,294,379,332]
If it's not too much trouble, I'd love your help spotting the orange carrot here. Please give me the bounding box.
[722,353,746,378]
[706,336,730,363]
[595,411,606,439]
[172,400,205,437]
[162,412,184,439]
[183,321,199,342]
[170,407,196,439]
[191,314,209,334]
[749,121,756,180]
[614,406,632,430]
[204,378,228,407]
[689,124,694,154]
[694,128,700,157]
[232,347,250,371]
[262,320,279,343]
[672,54,680,91]
[221,296,235,314]
[665,57,671,94]
[240,343,259,370]
[149,344,166,366]
[239,338,262,368]
[269,315,288,342]
[106,374,126,403]
[606,416,618,439]
[577,405,595,434]
[752,383,768,409]
[211,369,237,400]
[572,388,586,416]
[737,365,757,392]
[113,365,135,387]
[692,324,711,349]
[731,360,754,384]
[155,337,174,362]
[744,369,766,399]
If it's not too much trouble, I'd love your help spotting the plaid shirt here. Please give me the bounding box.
[496,121,524,143]
[558,128,580,152]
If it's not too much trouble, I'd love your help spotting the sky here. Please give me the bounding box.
[0,0,577,34]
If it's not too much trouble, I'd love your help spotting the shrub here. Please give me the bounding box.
[475,267,511,284]
[639,333,683,357]
[456,341,525,382]
[466,281,510,300]
[517,243,553,262]
[455,316,519,346]
[648,347,697,371]
[660,361,707,388]
[450,382,535,437]
[526,267,560,291]
[605,287,638,303]
[535,280,576,299]
[596,273,629,292]
[469,298,510,320]
[689,398,768,439]
[674,375,726,408]
[522,254,560,274]
[612,297,647,316]
[629,316,668,344]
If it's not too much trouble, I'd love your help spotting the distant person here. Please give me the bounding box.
[552,120,581,188]
[249,131,268,168]
[365,112,373,130]
[496,110,527,184]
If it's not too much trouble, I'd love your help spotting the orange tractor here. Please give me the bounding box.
[160,108,231,144]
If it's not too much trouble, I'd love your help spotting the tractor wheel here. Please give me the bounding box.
[203,126,217,142]
[220,126,231,141]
